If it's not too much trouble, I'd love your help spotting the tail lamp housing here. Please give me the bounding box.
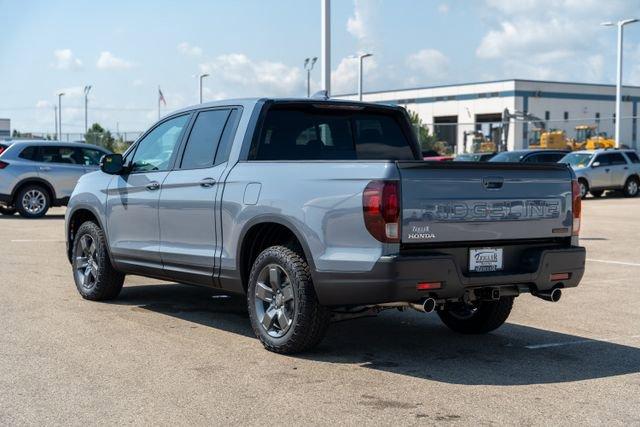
[0,160,9,169]
[363,180,400,243]
[571,179,581,236]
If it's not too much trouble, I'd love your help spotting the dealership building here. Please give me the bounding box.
[335,79,640,153]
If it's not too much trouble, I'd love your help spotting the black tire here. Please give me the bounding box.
[590,190,604,198]
[72,221,125,301]
[438,296,514,334]
[247,245,330,354]
[622,176,639,198]
[578,179,589,200]
[0,206,16,215]
[15,184,50,218]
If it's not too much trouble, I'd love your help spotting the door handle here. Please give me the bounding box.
[39,166,51,171]
[199,178,216,188]
[624,167,629,170]
[146,181,160,191]
[605,168,610,172]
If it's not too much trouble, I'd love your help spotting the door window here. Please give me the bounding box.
[78,148,105,166]
[608,152,627,165]
[37,146,81,165]
[625,152,640,163]
[131,114,190,172]
[180,109,230,169]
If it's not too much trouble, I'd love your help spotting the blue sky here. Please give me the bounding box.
[2,0,640,133]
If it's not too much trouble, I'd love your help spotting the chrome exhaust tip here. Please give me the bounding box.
[535,288,562,302]
[422,297,436,313]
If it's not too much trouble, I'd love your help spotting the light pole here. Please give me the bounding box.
[321,0,331,96]
[57,92,64,141]
[304,57,318,97]
[601,18,638,147]
[199,73,209,104]
[356,53,373,101]
[84,85,92,134]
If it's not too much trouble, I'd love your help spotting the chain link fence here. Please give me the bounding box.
[5,131,143,154]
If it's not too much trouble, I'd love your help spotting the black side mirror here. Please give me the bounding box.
[100,153,124,175]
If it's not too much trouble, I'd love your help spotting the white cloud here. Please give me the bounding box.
[51,49,82,70]
[406,49,450,81]
[96,51,133,70]
[346,0,380,48]
[131,79,144,87]
[53,86,85,99]
[199,53,303,96]
[437,3,449,14]
[178,42,203,57]
[36,100,52,109]
[331,55,379,94]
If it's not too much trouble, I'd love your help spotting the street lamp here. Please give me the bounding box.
[57,92,65,141]
[601,18,638,147]
[199,73,209,104]
[304,57,318,97]
[84,85,92,134]
[353,53,373,101]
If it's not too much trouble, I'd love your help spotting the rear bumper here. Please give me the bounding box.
[314,246,585,306]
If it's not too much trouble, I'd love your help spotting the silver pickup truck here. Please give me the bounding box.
[65,98,585,353]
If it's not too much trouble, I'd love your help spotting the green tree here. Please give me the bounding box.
[85,123,126,153]
[406,110,440,154]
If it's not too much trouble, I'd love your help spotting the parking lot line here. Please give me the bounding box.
[525,334,640,350]
[10,239,64,243]
[587,258,640,267]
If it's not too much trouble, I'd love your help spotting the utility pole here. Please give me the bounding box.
[304,57,318,97]
[199,73,209,104]
[357,53,372,101]
[321,0,331,96]
[54,105,58,140]
[57,92,64,141]
[602,18,638,147]
[83,85,92,134]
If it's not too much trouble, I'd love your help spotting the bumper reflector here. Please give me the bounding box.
[550,273,570,281]
[416,281,442,291]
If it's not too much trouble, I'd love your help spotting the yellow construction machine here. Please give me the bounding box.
[570,125,615,150]
[529,128,570,150]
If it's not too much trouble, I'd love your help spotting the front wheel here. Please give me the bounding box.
[438,296,514,334]
[72,221,125,300]
[623,177,639,198]
[578,179,589,200]
[247,246,330,354]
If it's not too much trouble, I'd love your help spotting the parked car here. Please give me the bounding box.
[454,152,496,162]
[65,98,585,354]
[560,149,640,198]
[0,141,110,217]
[489,149,570,164]
[0,140,13,156]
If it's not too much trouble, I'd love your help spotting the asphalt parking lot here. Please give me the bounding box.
[1,195,639,425]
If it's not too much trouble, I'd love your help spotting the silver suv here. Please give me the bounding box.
[0,141,110,218]
[560,149,640,198]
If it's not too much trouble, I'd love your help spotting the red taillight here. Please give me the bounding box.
[416,281,442,290]
[550,273,570,281]
[0,160,9,169]
[363,180,400,243]
[571,179,581,236]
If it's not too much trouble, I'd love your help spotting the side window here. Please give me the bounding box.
[78,148,105,166]
[595,154,612,166]
[523,154,543,163]
[19,146,37,160]
[214,109,241,166]
[131,114,190,172]
[625,152,640,163]
[38,146,80,165]
[180,109,230,170]
[608,152,626,165]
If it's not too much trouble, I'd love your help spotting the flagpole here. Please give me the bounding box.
[157,86,161,120]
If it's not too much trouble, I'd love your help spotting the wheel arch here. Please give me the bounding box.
[66,205,108,263]
[237,215,317,293]
[10,178,56,205]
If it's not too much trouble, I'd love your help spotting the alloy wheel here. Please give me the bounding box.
[254,264,296,338]
[21,189,46,215]
[627,180,638,196]
[74,234,99,290]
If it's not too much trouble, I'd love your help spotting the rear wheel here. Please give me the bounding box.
[590,190,604,198]
[438,297,514,334]
[623,177,639,198]
[72,221,124,300]
[0,206,16,215]
[247,246,330,354]
[16,184,50,218]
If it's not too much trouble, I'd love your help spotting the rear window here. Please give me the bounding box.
[625,151,640,163]
[251,105,416,161]
[19,146,37,160]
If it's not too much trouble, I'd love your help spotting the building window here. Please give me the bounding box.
[564,111,569,121]
[613,113,616,124]
[595,112,600,123]
[490,92,499,97]
[544,111,550,120]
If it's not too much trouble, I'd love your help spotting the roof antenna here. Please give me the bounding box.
[311,90,329,100]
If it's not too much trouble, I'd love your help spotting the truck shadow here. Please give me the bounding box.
[115,282,640,386]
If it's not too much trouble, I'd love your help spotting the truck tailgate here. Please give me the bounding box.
[397,161,574,244]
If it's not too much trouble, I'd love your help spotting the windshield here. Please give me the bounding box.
[489,151,525,162]
[560,152,593,168]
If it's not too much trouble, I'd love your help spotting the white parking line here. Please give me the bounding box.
[10,239,63,243]
[587,258,640,267]
[525,334,640,350]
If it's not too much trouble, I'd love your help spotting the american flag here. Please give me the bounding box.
[158,87,166,106]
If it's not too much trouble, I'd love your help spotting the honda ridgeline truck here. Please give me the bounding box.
[65,97,585,353]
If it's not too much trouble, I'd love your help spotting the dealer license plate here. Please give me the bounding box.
[469,247,503,272]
